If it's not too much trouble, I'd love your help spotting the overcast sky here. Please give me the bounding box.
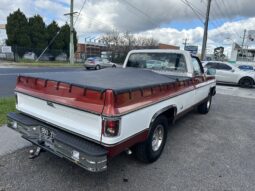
[1,0,255,56]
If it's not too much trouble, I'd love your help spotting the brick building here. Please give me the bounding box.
[75,42,180,61]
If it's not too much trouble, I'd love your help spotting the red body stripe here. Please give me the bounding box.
[16,75,215,116]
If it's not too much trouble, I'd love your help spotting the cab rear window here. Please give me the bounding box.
[126,53,187,72]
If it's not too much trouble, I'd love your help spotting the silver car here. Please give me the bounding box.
[84,57,116,70]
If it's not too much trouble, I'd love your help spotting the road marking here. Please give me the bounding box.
[0,70,83,76]
[0,73,19,76]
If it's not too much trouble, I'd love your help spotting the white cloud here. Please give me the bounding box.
[136,17,255,57]
[0,0,255,55]
[72,0,255,34]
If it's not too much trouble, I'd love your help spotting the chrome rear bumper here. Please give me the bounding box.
[7,112,107,172]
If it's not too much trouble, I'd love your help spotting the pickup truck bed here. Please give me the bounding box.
[22,68,191,93]
[16,68,194,117]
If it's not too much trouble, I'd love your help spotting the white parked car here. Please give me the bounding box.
[23,52,37,60]
[203,61,255,88]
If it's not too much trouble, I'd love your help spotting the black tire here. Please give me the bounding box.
[134,115,168,163]
[112,64,116,68]
[86,67,90,70]
[197,95,212,114]
[95,65,100,70]
[238,77,254,88]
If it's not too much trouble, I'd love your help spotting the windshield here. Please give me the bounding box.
[126,53,187,72]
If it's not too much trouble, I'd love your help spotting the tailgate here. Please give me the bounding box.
[15,76,106,142]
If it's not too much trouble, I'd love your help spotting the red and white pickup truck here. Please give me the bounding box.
[8,49,216,172]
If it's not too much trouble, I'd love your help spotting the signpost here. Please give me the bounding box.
[1,46,12,53]
[248,30,255,42]
[184,45,198,54]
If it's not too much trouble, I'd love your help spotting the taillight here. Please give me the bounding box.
[102,118,120,137]
[89,60,95,64]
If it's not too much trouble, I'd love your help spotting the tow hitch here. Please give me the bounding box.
[29,146,42,159]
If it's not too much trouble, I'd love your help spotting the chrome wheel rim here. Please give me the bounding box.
[207,98,211,109]
[152,124,164,152]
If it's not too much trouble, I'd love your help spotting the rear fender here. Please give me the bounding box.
[148,105,177,137]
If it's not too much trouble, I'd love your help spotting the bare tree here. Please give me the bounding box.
[100,30,158,63]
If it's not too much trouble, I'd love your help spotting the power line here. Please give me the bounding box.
[120,0,160,27]
[74,0,87,27]
[180,0,204,24]
[186,0,221,29]
[214,0,241,41]
[185,0,206,17]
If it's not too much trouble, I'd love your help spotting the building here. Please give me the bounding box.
[158,43,180,50]
[230,42,255,66]
[0,24,6,45]
[75,42,107,61]
[75,42,180,61]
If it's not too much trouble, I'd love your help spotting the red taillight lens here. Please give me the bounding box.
[88,60,95,64]
[102,118,120,137]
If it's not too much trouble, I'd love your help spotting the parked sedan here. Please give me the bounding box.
[84,57,116,70]
[203,61,255,88]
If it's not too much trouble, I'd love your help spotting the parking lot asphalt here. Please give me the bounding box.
[0,94,255,191]
[0,68,83,97]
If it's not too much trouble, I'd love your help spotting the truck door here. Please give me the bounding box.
[191,57,209,104]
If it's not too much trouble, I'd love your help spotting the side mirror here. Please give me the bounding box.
[206,68,216,75]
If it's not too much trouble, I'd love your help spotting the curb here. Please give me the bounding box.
[0,125,31,157]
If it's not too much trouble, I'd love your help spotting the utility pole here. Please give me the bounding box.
[183,38,188,49]
[241,29,246,57]
[64,1,77,64]
[201,0,212,60]
[69,0,74,64]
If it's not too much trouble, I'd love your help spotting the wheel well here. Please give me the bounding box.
[151,106,177,126]
[238,76,255,85]
[161,107,176,121]
[210,86,216,96]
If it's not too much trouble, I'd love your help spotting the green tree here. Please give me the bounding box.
[47,21,62,49]
[28,15,47,53]
[58,23,78,56]
[5,9,31,56]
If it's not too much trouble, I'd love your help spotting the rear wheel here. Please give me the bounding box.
[197,95,212,114]
[112,64,116,68]
[238,77,254,88]
[134,115,168,163]
[95,65,101,70]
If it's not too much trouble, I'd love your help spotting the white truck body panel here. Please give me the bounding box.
[16,93,102,142]
[102,80,215,145]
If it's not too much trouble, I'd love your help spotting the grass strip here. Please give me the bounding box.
[0,97,16,126]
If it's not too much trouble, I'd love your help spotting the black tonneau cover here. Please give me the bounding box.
[22,68,191,93]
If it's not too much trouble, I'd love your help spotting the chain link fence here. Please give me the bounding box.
[0,45,71,63]
[1,44,163,64]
